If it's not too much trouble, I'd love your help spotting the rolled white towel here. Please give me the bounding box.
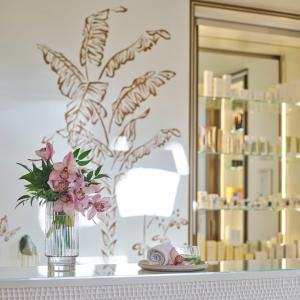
[147,242,173,266]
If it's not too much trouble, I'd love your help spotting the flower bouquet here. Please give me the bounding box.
[17,143,111,264]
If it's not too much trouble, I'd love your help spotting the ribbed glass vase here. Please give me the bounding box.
[45,202,79,270]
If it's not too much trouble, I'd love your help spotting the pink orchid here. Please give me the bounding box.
[87,194,111,220]
[74,173,84,186]
[47,179,69,193]
[73,181,90,215]
[47,152,78,191]
[84,184,103,195]
[35,143,54,160]
[53,191,76,215]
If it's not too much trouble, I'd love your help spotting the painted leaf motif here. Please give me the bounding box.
[103,30,171,77]
[72,125,89,148]
[152,234,160,241]
[92,139,114,162]
[114,109,150,162]
[121,128,181,169]
[0,216,8,235]
[38,44,109,146]
[108,222,116,237]
[108,240,117,252]
[101,249,109,258]
[38,44,85,99]
[101,229,110,247]
[80,9,109,67]
[65,82,108,146]
[120,109,150,145]
[79,131,113,164]
[132,243,141,250]
[75,81,108,118]
[112,70,175,126]
[80,6,127,67]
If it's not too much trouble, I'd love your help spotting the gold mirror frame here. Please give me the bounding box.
[189,0,300,244]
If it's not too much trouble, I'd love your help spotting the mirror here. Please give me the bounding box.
[191,1,300,261]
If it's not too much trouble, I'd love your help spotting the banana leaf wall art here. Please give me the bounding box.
[38,6,183,259]
[0,215,20,242]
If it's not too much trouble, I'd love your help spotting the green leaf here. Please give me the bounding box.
[17,163,32,172]
[73,148,80,159]
[17,195,30,201]
[32,163,42,174]
[20,173,34,183]
[86,171,93,181]
[30,196,35,206]
[46,160,52,168]
[94,174,109,179]
[42,160,47,170]
[95,165,102,176]
[15,201,26,208]
[77,160,91,166]
[78,149,91,160]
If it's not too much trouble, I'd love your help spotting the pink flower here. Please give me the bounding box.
[87,194,111,220]
[73,180,90,215]
[53,191,76,215]
[84,184,103,195]
[35,143,54,160]
[48,179,69,193]
[47,152,78,191]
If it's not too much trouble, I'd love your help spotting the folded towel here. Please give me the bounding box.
[147,242,184,265]
[147,242,172,265]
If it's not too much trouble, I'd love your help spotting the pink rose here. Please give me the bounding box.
[35,143,54,160]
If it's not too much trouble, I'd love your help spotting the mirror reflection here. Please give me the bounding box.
[196,18,300,262]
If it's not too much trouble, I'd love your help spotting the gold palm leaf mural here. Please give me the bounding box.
[38,6,185,258]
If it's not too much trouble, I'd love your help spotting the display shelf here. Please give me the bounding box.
[198,151,300,161]
[198,207,300,212]
[199,95,300,112]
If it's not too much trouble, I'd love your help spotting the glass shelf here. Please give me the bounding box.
[198,151,300,161]
[198,207,300,212]
[199,96,300,112]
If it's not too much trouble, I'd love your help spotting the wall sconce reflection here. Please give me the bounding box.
[109,135,130,152]
[164,142,189,175]
[116,168,180,217]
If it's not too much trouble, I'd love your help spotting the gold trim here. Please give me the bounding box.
[188,0,199,245]
[191,0,300,20]
[199,47,281,60]
[189,0,300,245]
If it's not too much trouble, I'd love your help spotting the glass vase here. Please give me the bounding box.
[45,202,79,272]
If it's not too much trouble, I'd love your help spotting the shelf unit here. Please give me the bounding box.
[194,95,300,261]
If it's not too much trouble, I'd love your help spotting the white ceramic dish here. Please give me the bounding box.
[138,260,208,272]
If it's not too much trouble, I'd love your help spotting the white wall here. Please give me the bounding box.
[0,0,189,265]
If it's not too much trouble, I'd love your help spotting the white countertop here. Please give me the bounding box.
[1,258,300,287]
[2,259,300,299]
